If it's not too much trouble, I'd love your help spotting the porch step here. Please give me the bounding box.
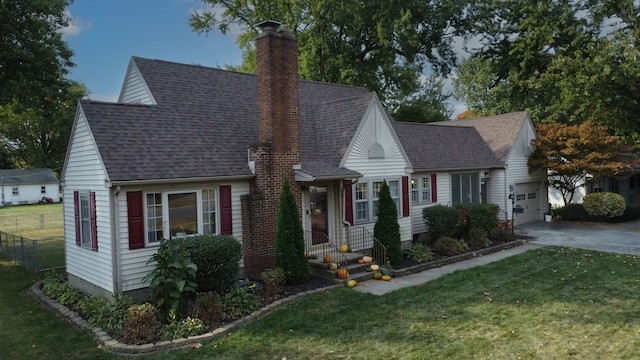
[308,252,378,283]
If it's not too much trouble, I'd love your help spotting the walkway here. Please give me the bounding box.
[355,219,640,295]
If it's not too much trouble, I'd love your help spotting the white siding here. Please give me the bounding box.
[117,180,251,292]
[504,119,547,223]
[410,172,450,235]
[343,101,412,242]
[0,183,59,206]
[63,108,114,295]
[118,60,156,105]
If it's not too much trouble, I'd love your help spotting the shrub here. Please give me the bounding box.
[143,240,198,321]
[583,192,626,218]
[620,205,640,221]
[422,205,459,244]
[456,203,500,238]
[194,292,221,327]
[404,243,434,262]
[374,180,403,265]
[416,232,430,246]
[221,287,260,320]
[260,267,286,297]
[467,227,492,249]
[122,303,160,344]
[554,203,591,221]
[275,176,309,284]
[86,296,132,336]
[435,236,469,256]
[76,295,108,320]
[489,227,514,244]
[41,272,83,307]
[161,316,207,340]
[177,234,242,293]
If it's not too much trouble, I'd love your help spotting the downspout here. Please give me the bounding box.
[111,186,121,296]
[341,178,359,246]
[503,165,509,218]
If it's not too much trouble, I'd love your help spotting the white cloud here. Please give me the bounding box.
[59,9,93,39]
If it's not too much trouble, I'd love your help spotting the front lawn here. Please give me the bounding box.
[3,246,639,359]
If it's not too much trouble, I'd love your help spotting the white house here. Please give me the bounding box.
[61,22,545,299]
[0,169,59,206]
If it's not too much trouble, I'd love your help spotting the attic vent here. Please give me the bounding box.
[368,142,385,159]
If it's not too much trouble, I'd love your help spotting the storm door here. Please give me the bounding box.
[309,185,328,245]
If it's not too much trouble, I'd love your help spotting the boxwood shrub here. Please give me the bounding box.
[582,192,626,218]
[422,205,459,244]
[175,234,242,292]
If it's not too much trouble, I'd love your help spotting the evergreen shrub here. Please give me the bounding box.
[374,180,403,265]
[583,192,626,218]
[422,205,459,245]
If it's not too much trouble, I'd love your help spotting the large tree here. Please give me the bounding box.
[454,0,640,142]
[528,120,638,205]
[0,0,85,170]
[190,0,472,119]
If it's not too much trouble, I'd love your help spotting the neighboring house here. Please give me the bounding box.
[0,169,59,206]
[61,21,545,299]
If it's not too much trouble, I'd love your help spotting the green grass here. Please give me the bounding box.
[3,246,640,359]
[0,260,115,360]
[0,203,63,239]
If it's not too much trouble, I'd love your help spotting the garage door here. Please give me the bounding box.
[515,182,541,224]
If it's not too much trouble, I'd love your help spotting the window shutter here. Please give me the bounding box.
[344,180,353,224]
[431,174,438,203]
[402,176,409,217]
[220,185,232,235]
[127,191,145,250]
[90,192,98,251]
[74,191,80,246]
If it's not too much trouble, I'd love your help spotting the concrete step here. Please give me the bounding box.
[309,252,381,283]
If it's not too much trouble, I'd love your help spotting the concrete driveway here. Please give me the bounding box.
[517,219,640,255]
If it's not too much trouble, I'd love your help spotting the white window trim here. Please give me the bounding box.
[354,178,402,223]
[79,191,91,248]
[411,176,433,204]
[143,188,219,246]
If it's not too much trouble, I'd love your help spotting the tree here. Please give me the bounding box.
[275,176,309,284]
[0,0,85,170]
[190,0,473,119]
[454,0,640,142]
[373,180,402,266]
[528,120,638,205]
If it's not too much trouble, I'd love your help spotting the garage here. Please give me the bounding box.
[515,182,542,224]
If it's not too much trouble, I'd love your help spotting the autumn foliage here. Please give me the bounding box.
[528,120,638,205]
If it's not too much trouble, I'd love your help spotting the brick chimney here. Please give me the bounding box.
[241,20,302,278]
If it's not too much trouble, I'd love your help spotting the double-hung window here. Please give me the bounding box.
[411,176,433,204]
[79,192,91,247]
[355,182,369,222]
[143,189,218,245]
[355,179,402,223]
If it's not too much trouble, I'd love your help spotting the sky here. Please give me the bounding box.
[63,0,243,102]
[62,0,466,117]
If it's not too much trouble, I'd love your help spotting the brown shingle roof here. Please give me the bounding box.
[391,121,503,171]
[433,112,528,164]
[83,57,371,183]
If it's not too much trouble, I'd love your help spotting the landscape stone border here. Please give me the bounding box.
[29,238,528,356]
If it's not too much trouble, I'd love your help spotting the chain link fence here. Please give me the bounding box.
[0,231,65,272]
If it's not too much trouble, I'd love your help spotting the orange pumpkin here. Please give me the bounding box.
[337,268,349,279]
[357,259,364,264]
[324,254,332,263]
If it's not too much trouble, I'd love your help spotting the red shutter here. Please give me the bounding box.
[344,180,353,225]
[127,191,145,250]
[73,191,80,246]
[90,192,98,251]
[431,174,438,203]
[402,176,409,217]
[220,185,232,235]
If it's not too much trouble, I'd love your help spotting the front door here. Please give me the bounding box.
[309,185,328,245]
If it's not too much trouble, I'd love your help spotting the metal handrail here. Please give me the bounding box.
[348,227,387,266]
[304,230,348,267]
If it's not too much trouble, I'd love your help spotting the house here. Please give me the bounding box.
[0,169,59,206]
[61,21,545,299]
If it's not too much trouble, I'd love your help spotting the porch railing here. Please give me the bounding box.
[348,227,387,266]
[304,230,347,267]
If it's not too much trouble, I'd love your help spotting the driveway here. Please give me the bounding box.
[517,219,640,255]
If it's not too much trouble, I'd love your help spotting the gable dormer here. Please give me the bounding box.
[117,57,157,105]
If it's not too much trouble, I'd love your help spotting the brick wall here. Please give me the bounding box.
[242,22,302,278]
